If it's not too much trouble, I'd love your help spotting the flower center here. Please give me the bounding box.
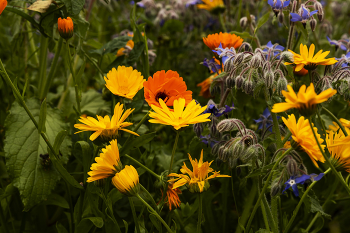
[155,91,169,103]
[119,86,130,94]
[289,179,296,185]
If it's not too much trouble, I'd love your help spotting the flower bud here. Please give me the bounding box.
[310,18,317,32]
[241,147,257,162]
[264,70,275,88]
[58,17,74,40]
[278,11,284,24]
[234,53,245,65]
[250,54,262,68]
[226,76,235,89]
[314,1,324,22]
[286,159,298,176]
[243,79,253,94]
[112,165,140,196]
[276,77,287,95]
[240,17,248,29]
[235,75,244,89]
[270,179,281,197]
[281,51,294,63]
[193,123,203,137]
[324,65,332,75]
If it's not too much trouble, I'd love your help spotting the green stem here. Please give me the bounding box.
[219,13,227,32]
[322,107,348,136]
[284,168,331,233]
[316,110,327,138]
[124,154,161,180]
[245,148,293,233]
[25,15,39,66]
[100,191,122,233]
[0,205,9,233]
[41,37,63,99]
[66,42,81,115]
[197,193,202,233]
[136,194,174,233]
[230,170,240,217]
[282,131,292,145]
[168,131,180,175]
[260,187,278,233]
[37,36,49,98]
[261,198,270,232]
[128,197,141,233]
[237,0,243,30]
[308,117,350,196]
[64,181,74,233]
[140,184,158,210]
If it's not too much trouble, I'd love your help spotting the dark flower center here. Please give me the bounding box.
[155,91,169,102]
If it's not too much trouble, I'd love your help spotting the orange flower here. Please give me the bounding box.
[0,0,7,15]
[293,67,308,76]
[143,70,192,108]
[57,17,74,40]
[203,32,243,50]
[197,74,215,98]
[161,184,182,211]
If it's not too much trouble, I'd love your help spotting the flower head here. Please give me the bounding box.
[285,43,338,71]
[104,66,145,100]
[326,129,350,173]
[336,52,350,68]
[149,98,211,130]
[197,75,215,98]
[268,0,290,16]
[282,114,325,167]
[87,140,122,182]
[271,83,337,116]
[328,118,350,132]
[58,17,74,40]
[200,135,219,148]
[197,0,225,14]
[290,5,318,26]
[203,58,221,73]
[0,0,7,15]
[116,39,135,57]
[263,41,285,60]
[203,32,243,51]
[143,70,192,108]
[112,165,140,196]
[203,100,234,117]
[213,43,237,64]
[283,173,324,196]
[327,37,347,51]
[162,184,182,211]
[254,107,279,132]
[74,103,139,141]
[168,150,230,193]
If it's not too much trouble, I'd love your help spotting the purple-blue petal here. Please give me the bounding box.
[268,0,274,7]
[136,2,145,8]
[276,45,285,51]
[340,44,347,51]
[290,13,302,22]
[291,184,299,196]
[283,0,290,7]
[266,41,273,48]
[346,52,350,59]
[282,183,291,194]
[262,107,271,118]
[310,10,318,16]
[276,0,282,8]
[326,36,331,43]
[310,173,324,181]
[295,174,311,184]
[302,6,309,19]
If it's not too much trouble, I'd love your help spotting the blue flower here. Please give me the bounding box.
[327,37,347,51]
[336,52,350,68]
[130,0,135,5]
[290,6,318,25]
[200,135,218,148]
[203,58,221,73]
[263,41,285,60]
[254,108,279,132]
[268,0,290,16]
[203,101,235,117]
[185,0,202,7]
[213,43,236,65]
[283,173,324,196]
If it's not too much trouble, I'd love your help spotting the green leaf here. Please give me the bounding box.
[42,193,69,209]
[61,0,85,15]
[56,222,69,233]
[71,15,90,39]
[38,98,47,133]
[81,89,111,115]
[123,220,129,233]
[254,11,271,34]
[256,229,273,233]
[230,31,255,39]
[74,141,91,183]
[85,217,104,228]
[126,42,145,66]
[4,98,72,211]
[120,132,156,155]
[89,36,130,56]
[53,130,68,155]
[149,214,161,231]
[76,218,94,232]
[245,163,275,179]
[309,196,331,219]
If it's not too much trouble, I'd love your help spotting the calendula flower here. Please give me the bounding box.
[197,75,215,98]
[328,118,350,132]
[116,39,135,57]
[57,17,74,40]
[197,0,225,14]
[149,98,211,130]
[284,43,338,71]
[161,184,182,211]
[293,67,308,76]
[326,129,350,173]
[104,66,145,100]
[281,136,291,149]
[74,103,139,141]
[203,32,243,50]
[143,70,192,108]
[282,114,325,167]
[87,140,122,182]
[271,83,337,116]
[168,150,230,193]
[0,0,7,15]
[112,165,140,196]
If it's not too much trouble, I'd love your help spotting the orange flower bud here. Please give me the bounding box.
[57,17,74,40]
[0,0,7,15]
[293,67,308,76]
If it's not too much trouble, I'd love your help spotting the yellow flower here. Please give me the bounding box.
[281,136,291,149]
[285,43,338,71]
[197,0,225,13]
[282,114,325,167]
[271,83,336,116]
[328,118,350,132]
[116,40,134,57]
[87,140,122,182]
[74,102,139,141]
[149,98,211,130]
[168,150,230,193]
[104,66,145,100]
[112,165,140,196]
[326,129,350,173]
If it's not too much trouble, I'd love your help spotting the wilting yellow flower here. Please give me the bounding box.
[87,140,122,182]
[197,0,225,13]
[326,129,350,173]
[328,118,350,132]
[104,66,145,100]
[149,98,211,130]
[271,83,336,116]
[282,114,325,167]
[168,150,230,193]
[112,165,140,196]
[285,43,338,71]
[74,103,139,141]
[161,183,182,211]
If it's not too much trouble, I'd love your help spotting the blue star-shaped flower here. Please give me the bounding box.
[263,41,285,60]
[336,52,350,68]
[200,135,218,148]
[290,6,318,24]
[185,0,202,7]
[203,102,235,117]
[268,0,290,16]
[203,58,221,73]
[283,173,324,196]
[213,43,236,64]
[327,37,347,51]
[254,108,279,132]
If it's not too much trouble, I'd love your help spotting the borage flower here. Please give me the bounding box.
[336,52,350,68]
[104,66,145,100]
[326,129,350,173]
[74,103,139,141]
[268,0,290,16]
[143,70,192,108]
[285,43,338,71]
[168,150,230,193]
[203,58,221,73]
[203,32,243,50]
[254,107,279,132]
[200,135,219,148]
[203,100,234,117]
[263,41,285,60]
[327,37,347,51]
[271,83,336,116]
[290,5,318,27]
[112,165,140,196]
[282,114,325,167]
[149,98,211,130]
[87,140,122,182]
[197,0,225,14]
[283,173,324,196]
[212,43,236,65]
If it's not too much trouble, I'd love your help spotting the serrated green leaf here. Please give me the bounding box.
[4,98,72,211]
[254,12,271,34]
[309,196,331,219]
